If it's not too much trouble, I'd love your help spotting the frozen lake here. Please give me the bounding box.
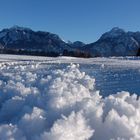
[80,63,140,96]
[0,54,139,96]
[0,54,140,140]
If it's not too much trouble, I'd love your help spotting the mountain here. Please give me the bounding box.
[0,26,140,57]
[0,26,73,56]
[67,41,85,48]
[83,27,140,57]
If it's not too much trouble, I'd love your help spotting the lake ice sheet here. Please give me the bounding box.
[0,55,139,140]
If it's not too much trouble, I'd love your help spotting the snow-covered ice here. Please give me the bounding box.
[0,54,139,140]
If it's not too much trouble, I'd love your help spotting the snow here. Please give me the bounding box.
[0,31,7,38]
[0,54,139,140]
[40,111,94,140]
[101,27,126,39]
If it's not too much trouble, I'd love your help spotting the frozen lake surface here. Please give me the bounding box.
[0,54,140,140]
[0,54,140,96]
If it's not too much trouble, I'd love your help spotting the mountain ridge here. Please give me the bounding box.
[0,26,140,57]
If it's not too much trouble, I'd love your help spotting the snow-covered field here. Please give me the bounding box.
[0,54,140,140]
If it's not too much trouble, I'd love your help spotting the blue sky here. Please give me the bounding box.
[0,0,140,43]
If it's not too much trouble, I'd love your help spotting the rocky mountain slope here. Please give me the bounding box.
[0,26,140,57]
[83,27,140,57]
[0,26,73,56]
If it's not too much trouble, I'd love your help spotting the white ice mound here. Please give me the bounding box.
[40,111,94,140]
[0,63,139,140]
[47,64,96,110]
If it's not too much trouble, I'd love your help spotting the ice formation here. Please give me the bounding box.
[0,61,139,140]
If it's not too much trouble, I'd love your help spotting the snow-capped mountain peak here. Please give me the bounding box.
[0,26,74,56]
[100,27,126,39]
[84,27,140,57]
[9,25,32,32]
[0,26,140,57]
